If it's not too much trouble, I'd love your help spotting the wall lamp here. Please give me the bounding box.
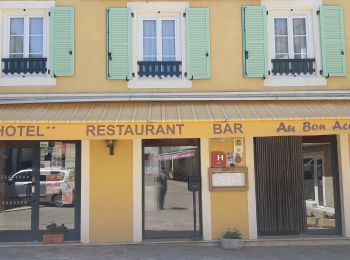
[105,140,117,155]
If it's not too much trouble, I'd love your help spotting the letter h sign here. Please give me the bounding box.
[211,151,227,168]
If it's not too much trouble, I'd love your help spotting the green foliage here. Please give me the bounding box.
[45,222,68,234]
[222,228,242,239]
[323,212,335,219]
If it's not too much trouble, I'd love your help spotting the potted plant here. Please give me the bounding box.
[43,222,68,244]
[220,228,243,250]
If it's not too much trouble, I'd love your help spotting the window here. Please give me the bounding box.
[271,14,315,77]
[137,15,181,79]
[2,12,48,76]
[274,17,308,59]
[9,17,44,58]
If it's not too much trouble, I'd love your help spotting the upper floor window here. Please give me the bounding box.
[138,15,181,79]
[2,12,48,76]
[107,3,211,88]
[271,14,315,77]
[9,17,44,58]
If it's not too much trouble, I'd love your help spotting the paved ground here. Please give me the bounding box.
[0,243,350,260]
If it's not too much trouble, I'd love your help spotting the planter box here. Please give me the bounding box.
[321,218,336,228]
[307,217,318,227]
[43,233,64,244]
[220,237,244,250]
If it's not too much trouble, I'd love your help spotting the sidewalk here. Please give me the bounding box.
[0,243,350,260]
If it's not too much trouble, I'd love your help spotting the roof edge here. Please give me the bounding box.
[2,91,350,104]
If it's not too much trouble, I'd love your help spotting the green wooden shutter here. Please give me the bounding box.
[49,7,74,77]
[320,6,347,77]
[107,8,132,80]
[186,8,211,80]
[242,6,268,78]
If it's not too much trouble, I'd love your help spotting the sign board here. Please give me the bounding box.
[188,176,201,192]
[211,151,227,168]
[209,167,248,191]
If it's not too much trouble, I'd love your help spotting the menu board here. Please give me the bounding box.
[209,167,248,191]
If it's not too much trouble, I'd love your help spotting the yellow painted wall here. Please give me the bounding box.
[1,0,349,93]
[209,138,249,239]
[89,140,134,243]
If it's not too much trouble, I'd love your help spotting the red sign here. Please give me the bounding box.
[211,151,227,168]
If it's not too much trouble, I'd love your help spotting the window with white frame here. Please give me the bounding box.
[271,14,316,77]
[138,14,181,79]
[2,12,48,76]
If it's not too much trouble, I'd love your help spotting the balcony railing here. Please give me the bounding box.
[137,61,182,78]
[271,58,316,76]
[2,58,47,75]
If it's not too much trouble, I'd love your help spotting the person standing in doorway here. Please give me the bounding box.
[156,166,168,210]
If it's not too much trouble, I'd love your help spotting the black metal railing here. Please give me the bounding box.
[2,58,47,75]
[137,61,182,78]
[271,58,316,76]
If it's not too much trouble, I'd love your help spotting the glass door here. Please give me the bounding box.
[37,141,80,241]
[0,141,81,242]
[303,135,342,235]
[0,141,36,241]
[143,139,202,239]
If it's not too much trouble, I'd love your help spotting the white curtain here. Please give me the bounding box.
[161,20,175,61]
[143,20,157,61]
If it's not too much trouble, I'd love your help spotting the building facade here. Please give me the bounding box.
[0,0,350,243]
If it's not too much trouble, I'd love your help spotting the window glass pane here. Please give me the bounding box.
[293,18,306,36]
[29,18,43,35]
[162,20,175,61]
[39,142,76,230]
[29,36,43,55]
[10,36,24,57]
[294,36,307,59]
[162,39,175,61]
[0,144,33,231]
[143,20,157,61]
[275,36,288,57]
[274,18,288,35]
[143,20,156,37]
[10,18,24,36]
[143,39,157,61]
[162,20,175,37]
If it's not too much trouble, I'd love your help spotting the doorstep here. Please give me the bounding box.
[245,236,350,247]
[0,237,349,248]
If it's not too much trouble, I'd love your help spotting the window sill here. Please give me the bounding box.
[128,78,192,89]
[264,77,327,87]
[0,76,56,87]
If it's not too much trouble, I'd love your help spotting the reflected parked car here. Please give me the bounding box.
[5,168,74,207]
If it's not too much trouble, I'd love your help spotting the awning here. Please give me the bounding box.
[0,100,349,140]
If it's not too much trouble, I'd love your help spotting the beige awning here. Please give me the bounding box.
[0,100,349,123]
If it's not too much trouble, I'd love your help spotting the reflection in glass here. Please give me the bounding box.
[39,142,76,230]
[304,144,336,231]
[144,145,200,238]
[0,142,33,231]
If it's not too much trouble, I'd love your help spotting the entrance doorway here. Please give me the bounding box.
[0,141,81,242]
[254,135,341,236]
[142,139,202,239]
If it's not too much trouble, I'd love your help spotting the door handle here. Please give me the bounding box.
[108,52,112,61]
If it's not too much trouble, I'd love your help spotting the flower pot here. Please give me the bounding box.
[220,237,244,250]
[43,233,64,244]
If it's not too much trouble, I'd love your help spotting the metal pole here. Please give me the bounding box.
[193,191,196,235]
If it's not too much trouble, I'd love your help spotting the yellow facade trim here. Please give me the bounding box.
[0,119,350,140]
